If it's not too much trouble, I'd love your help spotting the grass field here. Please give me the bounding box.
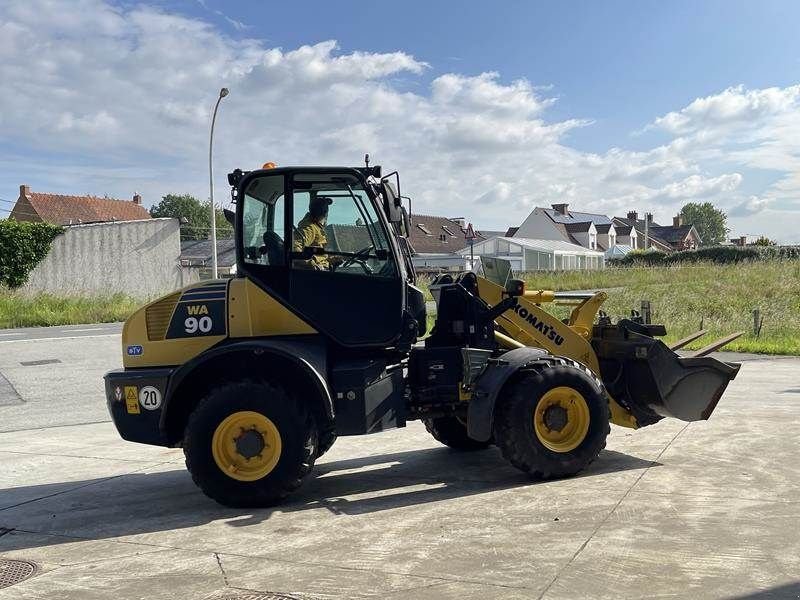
[0,292,139,329]
[421,260,800,356]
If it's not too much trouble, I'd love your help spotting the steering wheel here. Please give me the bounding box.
[335,245,375,274]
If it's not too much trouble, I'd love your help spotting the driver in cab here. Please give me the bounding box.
[292,195,338,270]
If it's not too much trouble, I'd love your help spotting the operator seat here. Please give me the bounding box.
[262,231,284,266]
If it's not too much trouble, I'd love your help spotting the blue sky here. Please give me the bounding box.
[174,0,800,147]
[2,0,799,240]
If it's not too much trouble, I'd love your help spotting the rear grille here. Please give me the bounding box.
[145,292,181,341]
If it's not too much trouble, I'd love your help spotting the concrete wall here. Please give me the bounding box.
[22,218,183,298]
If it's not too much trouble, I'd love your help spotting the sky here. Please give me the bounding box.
[1,0,799,241]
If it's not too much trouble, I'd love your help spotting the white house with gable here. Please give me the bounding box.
[514,203,631,257]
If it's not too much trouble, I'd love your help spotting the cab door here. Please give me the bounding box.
[288,171,404,347]
[237,169,404,348]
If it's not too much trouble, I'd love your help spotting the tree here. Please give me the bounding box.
[753,236,776,246]
[679,202,728,246]
[149,194,233,241]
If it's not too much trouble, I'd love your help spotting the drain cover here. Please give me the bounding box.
[0,559,38,589]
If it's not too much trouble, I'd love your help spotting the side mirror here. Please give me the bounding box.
[382,180,403,224]
[223,208,235,227]
[505,279,525,297]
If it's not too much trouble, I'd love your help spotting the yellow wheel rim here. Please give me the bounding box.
[211,411,282,482]
[533,386,590,453]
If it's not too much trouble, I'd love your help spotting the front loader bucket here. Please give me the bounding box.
[638,341,740,422]
[594,330,740,426]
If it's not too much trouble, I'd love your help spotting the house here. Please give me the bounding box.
[728,235,760,246]
[9,184,151,226]
[457,236,605,272]
[408,215,498,273]
[612,211,701,252]
[180,239,237,279]
[513,203,630,258]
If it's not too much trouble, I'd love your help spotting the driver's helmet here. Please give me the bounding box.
[310,196,333,219]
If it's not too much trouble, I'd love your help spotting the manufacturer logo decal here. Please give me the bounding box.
[114,386,122,401]
[512,305,565,346]
[127,345,143,356]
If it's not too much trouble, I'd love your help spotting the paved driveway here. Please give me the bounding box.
[0,328,798,599]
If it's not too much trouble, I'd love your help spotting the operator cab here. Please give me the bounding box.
[229,164,425,350]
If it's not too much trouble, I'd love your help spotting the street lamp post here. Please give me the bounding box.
[209,87,229,279]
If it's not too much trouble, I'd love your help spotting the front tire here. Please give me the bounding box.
[423,415,491,451]
[183,379,317,507]
[493,360,609,479]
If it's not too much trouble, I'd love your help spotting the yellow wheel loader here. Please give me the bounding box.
[104,163,740,507]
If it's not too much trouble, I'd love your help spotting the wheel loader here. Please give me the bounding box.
[104,162,741,507]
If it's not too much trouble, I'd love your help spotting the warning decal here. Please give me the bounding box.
[124,386,140,414]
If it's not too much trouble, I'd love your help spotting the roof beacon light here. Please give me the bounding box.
[262,162,277,169]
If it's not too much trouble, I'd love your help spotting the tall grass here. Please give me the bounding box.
[0,291,139,328]
[525,261,800,355]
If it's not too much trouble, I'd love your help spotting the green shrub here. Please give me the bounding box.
[0,220,63,288]
[610,245,800,266]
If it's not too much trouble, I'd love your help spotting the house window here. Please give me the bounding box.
[417,223,432,235]
[609,234,616,247]
[441,225,455,237]
[589,233,597,250]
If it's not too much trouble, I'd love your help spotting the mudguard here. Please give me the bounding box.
[467,347,548,442]
[163,337,334,433]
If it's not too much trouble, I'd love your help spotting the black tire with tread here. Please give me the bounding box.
[493,357,610,479]
[423,415,491,451]
[183,379,317,507]
[317,427,337,458]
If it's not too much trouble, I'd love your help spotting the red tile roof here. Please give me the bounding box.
[409,214,493,254]
[21,188,150,225]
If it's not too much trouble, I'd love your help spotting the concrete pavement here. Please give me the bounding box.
[1,330,799,598]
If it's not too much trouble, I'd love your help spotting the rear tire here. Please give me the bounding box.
[423,415,491,451]
[183,379,317,507]
[493,360,609,478]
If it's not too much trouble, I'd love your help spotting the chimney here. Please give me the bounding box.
[132,193,142,205]
[20,184,31,198]
[627,210,638,221]
[551,203,569,216]
[673,214,683,227]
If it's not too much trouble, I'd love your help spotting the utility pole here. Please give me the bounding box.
[209,87,229,279]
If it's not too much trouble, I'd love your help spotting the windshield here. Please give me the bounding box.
[291,173,396,277]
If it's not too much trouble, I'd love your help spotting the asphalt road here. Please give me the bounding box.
[0,322,122,343]
[1,328,799,599]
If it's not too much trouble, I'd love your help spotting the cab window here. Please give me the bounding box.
[241,175,285,266]
[291,173,395,278]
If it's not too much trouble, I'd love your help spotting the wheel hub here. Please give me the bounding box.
[211,411,283,482]
[542,404,568,432]
[235,428,266,459]
[533,386,591,453]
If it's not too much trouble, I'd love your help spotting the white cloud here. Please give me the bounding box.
[730,195,772,217]
[652,85,800,135]
[1,0,799,242]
